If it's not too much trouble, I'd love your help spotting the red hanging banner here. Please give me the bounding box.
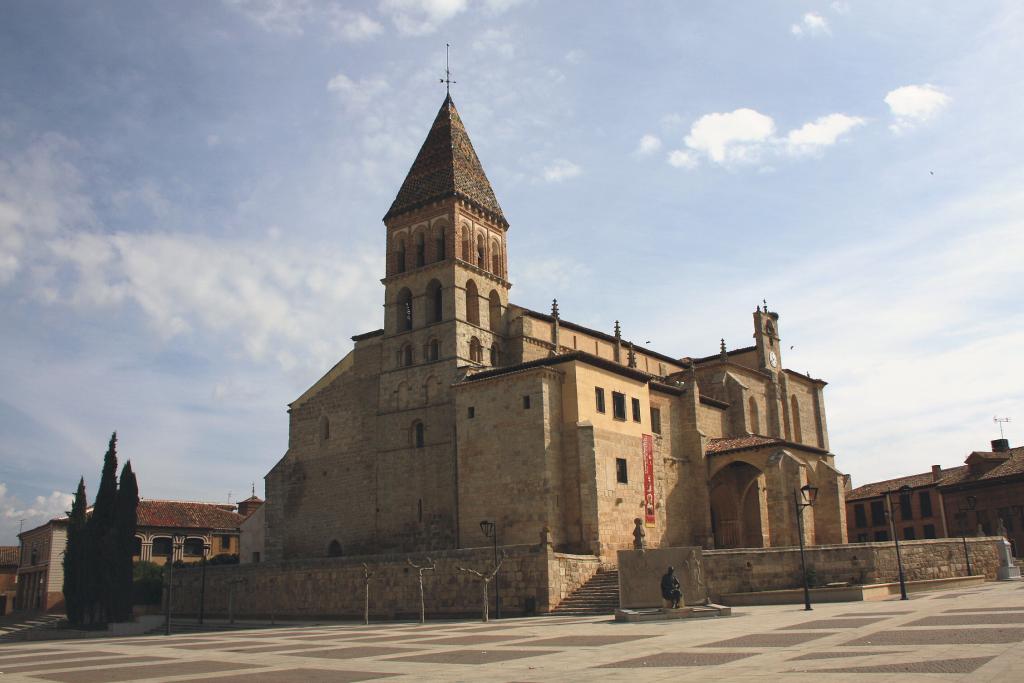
[642,434,656,527]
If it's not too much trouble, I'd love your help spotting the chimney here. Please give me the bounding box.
[931,464,942,481]
[237,496,263,518]
[992,438,1010,453]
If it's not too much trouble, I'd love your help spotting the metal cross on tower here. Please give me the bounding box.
[440,43,456,94]
[994,416,1011,439]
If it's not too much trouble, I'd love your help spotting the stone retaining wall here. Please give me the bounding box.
[702,537,1003,597]
[548,552,602,606]
[170,544,550,619]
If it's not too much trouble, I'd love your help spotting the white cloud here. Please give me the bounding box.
[473,28,515,58]
[636,134,661,156]
[327,9,383,41]
[564,49,584,65]
[0,482,74,537]
[379,0,468,35]
[831,1,850,14]
[326,72,390,108]
[785,113,865,155]
[225,0,312,36]
[791,12,830,37]
[482,0,525,11]
[667,149,697,169]
[885,84,952,132]
[684,108,775,164]
[542,159,582,182]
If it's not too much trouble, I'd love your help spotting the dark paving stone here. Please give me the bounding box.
[934,591,984,599]
[909,613,1024,626]
[352,634,436,644]
[0,650,123,666]
[836,611,911,617]
[224,643,334,654]
[142,637,233,646]
[844,627,1024,646]
[795,656,995,674]
[292,646,424,659]
[520,635,654,647]
[387,649,560,665]
[413,634,526,645]
[600,651,756,667]
[183,669,395,683]
[698,632,835,648]
[778,617,885,630]
[37,660,260,683]
[944,606,1024,613]
[174,641,274,650]
[788,650,906,661]
[0,655,173,674]
[285,632,384,641]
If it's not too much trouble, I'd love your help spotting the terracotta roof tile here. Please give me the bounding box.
[137,500,244,530]
[846,466,968,501]
[0,546,19,567]
[706,435,782,454]
[943,447,1024,486]
[384,95,505,224]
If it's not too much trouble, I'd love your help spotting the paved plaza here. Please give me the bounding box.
[2,582,1024,682]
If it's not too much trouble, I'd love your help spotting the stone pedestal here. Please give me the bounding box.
[996,540,1021,581]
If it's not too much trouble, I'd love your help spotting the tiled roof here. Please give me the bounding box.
[846,466,968,501]
[706,435,782,454]
[0,546,19,567]
[384,95,505,224]
[942,447,1024,487]
[137,500,244,530]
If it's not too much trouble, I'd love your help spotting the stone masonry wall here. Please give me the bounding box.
[702,537,1004,597]
[548,552,601,606]
[171,544,554,619]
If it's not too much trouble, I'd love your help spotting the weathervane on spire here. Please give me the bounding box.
[440,43,456,94]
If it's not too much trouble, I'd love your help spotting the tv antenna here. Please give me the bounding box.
[994,416,1011,439]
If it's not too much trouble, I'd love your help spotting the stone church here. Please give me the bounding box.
[263,95,849,564]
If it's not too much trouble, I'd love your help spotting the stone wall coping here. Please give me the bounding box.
[551,552,601,561]
[703,537,1003,556]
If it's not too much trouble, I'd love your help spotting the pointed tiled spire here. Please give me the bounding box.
[384,95,506,225]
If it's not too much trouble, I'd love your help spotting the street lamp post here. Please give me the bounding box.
[479,520,500,619]
[164,562,174,636]
[886,485,912,600]
[959,495,978,577]
[793,484,819,611]
[199,540,211,625]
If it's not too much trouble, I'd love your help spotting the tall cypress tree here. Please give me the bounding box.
[62,478,88,625]
[87,432,119,623]
[113,461,139,622]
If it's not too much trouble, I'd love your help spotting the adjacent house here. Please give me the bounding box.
[0,546,19,615]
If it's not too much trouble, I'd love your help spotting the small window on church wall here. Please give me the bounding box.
[468,406,475,418]
[320,415,330,442]
[631,397,641,423]
[461,228,471,261]
[488,290,501,332]
[415,233,425,267]
[327,540,342,557]
[790,395,802,442]
[491,241,501,276]
[523,395,531,409]
[402,345,413,367]
[651,407,661,434]
[469,337,483,363]
[465,280,480,325]
[615,458,628,484]
[612,392,626,420]
[396,240,407,274]
[413,421,425,448]
[595,387,606,413]
[429,339,439,361]
[748,397,760,434]
[476,235,486,269]
[489,343,500,366]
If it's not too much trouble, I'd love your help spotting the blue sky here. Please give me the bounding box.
[1,1,1022,544]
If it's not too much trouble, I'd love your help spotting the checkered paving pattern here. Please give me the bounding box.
[5,582,1024,681]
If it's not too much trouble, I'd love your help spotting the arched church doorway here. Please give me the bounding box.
[709,461,768,549]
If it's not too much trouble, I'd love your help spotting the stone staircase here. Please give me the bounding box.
[0,614,67,642]
[549,568,620,616]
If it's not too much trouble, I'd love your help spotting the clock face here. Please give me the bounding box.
[768,350,778,368]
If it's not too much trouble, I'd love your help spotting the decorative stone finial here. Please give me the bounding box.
[627,342,637,368]
[551,298,559,318]
[614,320,621,339]
[720,338,728,360]
[763,298,768,311]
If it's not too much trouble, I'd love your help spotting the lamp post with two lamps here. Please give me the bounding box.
[792,483,818,611]
[885,484,912,600]
[198,540,211,624]
[479,520,500,619]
